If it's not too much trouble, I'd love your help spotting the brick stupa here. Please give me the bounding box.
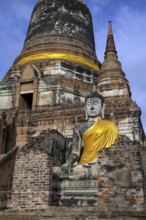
[0,0,145,219]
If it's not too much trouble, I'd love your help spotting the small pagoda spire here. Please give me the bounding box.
[105,21,117,58]
[98,21,132,99]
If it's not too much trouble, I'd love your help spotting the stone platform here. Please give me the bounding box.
[1,208,146,220]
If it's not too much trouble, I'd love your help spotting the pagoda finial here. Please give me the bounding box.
[108,20,113,35]
[105,21,117,57]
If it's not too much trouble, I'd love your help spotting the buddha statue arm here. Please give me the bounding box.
[61,126,82,173]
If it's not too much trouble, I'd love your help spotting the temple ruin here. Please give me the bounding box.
[0,0,146,219]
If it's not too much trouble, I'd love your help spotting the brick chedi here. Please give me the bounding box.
[0,0,146,219]
[97,21,144,143]
[0,0,101,148]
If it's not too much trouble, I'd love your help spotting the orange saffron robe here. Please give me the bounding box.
[79,119,119,165]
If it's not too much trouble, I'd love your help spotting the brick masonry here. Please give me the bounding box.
[1,208,146,220]
[52,136,145,212]
[10,146,52,211]
[0,147,17,209]
[0,0,145,219]
[97,136,145,212]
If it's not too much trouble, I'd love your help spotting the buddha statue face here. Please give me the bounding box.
[85,97,103,118]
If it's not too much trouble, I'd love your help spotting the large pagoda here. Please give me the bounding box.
[0,0,145,219]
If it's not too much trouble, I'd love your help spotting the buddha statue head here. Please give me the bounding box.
[85,89,105,120]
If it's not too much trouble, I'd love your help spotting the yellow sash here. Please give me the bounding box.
[79,119,119,165]
[16,53,100,71]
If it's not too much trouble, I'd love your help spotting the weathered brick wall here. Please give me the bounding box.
[10,149,52,211]
[0,148,17,210]
[97,136,145,212]
[52,136,145,212]
[140,146,146,209]
[1,208,146,220]
[39,207,146,220]
[0,212,39,220]
[0,111,17,154]
[16,105,85,147]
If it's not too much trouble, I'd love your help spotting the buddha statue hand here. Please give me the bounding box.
[61,153,78,174]
[61,162,71,174]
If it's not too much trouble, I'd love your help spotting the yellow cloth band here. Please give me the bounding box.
[16,53,100,71]
[79,119,119,165]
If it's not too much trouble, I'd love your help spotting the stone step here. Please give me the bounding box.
[0,213,39,220]
[1,210,146,220]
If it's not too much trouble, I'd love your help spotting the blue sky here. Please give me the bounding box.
[0,0,146,134]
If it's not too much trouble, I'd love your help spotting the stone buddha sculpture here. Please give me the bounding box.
[61,89,119,177]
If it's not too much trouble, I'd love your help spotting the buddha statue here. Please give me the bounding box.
[61,89,119,177]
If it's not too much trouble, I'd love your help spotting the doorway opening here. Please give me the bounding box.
[19,93,33,110]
